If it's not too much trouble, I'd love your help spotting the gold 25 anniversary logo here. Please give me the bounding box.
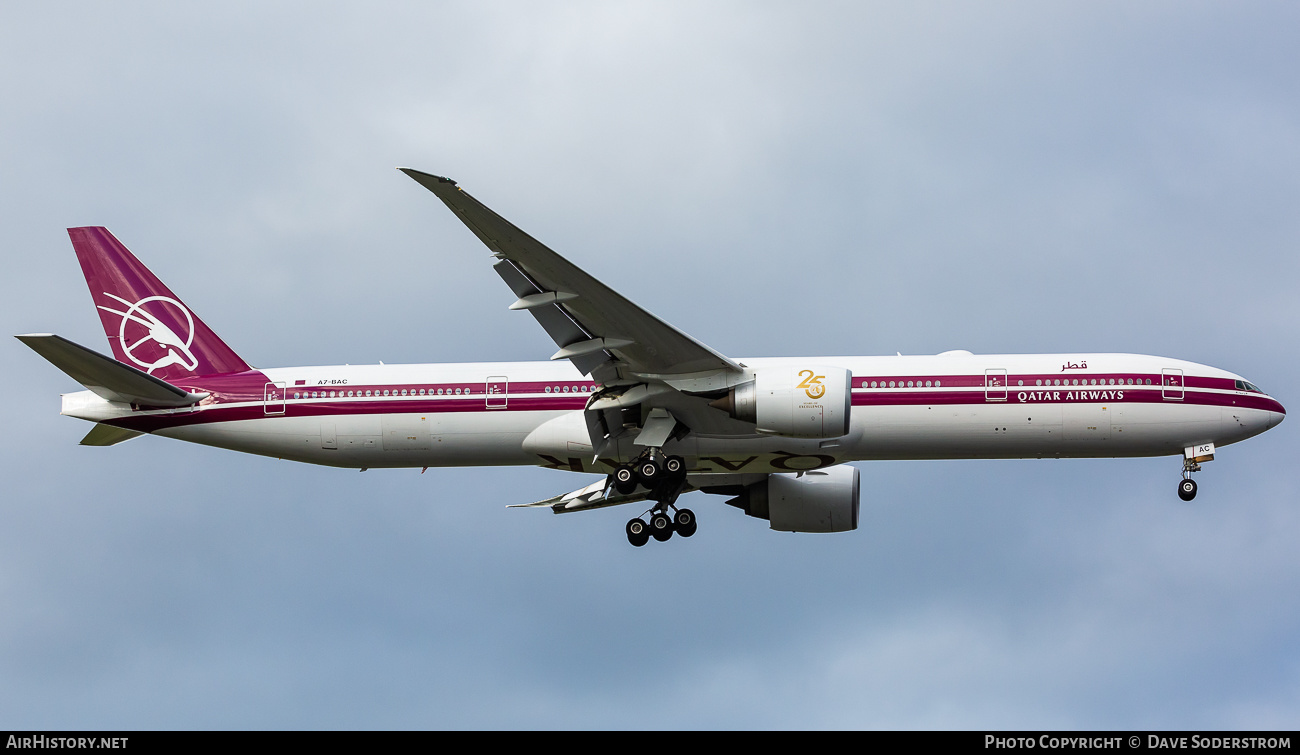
[797,369,826,399]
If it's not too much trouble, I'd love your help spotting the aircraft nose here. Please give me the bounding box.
[1264,395,1286,429]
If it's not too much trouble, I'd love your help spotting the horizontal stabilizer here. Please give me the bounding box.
[16,334,208,407]
[80,423,144,446]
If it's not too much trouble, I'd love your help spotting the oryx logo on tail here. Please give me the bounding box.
[68,226,252,379]
[97,292,199,374]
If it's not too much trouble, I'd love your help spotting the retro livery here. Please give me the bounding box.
[18,169,1286,546]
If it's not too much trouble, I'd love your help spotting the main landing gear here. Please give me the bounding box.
[626,506,697,547]
[615,450,692,547]
[612,451,685,495]
[1178,458,1200,501]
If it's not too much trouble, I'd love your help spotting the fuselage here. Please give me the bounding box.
[60,351,1285,476]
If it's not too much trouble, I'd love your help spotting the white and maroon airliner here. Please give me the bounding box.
[19,169,1286,546]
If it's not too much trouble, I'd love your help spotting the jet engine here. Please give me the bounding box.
[724,464,860,533]
[710,365,852,438]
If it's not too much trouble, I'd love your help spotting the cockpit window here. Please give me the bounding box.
[1235,380,1264,393]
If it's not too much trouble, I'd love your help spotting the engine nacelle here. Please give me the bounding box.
[725,464,860,533]
[712,365,852,438]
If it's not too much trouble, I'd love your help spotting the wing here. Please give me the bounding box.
[400,169,742,385]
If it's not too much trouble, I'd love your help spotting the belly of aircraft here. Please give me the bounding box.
[156,412,540,468]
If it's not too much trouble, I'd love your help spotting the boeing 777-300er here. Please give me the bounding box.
[18,169,1286,546]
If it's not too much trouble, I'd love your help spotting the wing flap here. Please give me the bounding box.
[17,334,208,407]
[511,471,772,515]
[493,259,608,375]
[510,477,661,514]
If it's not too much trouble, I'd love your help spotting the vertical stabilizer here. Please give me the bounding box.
[69,227,250,381]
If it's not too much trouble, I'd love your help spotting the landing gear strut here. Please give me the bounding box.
[1178,458,1200,501]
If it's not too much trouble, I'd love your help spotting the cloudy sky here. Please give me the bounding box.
[2,2,1298,729]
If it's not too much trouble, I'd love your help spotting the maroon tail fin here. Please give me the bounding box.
[69,227,251,381]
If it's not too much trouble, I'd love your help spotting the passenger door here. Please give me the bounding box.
[1162,368,1184,401]
[264,382,285,415]
[985,369,1008,402]
[486,376,508,409]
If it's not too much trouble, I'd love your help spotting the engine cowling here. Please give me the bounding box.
[725,464,860,533]
[711,365,852,438]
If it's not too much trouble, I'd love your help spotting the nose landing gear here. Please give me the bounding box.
[1178,458,1201,501]
[1177,444,1214,501]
